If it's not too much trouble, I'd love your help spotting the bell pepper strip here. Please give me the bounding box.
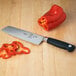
[2,43,18,55]
[0,48,11,59]
[43,13,66,31]
[12,41,30,54]
[38,4,66,31]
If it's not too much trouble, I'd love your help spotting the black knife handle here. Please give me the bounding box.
[47,38,75,52]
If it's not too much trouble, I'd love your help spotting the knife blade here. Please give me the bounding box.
[2,26,75,52]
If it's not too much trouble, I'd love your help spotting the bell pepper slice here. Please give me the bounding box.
[12,41,30,54]
[0,48,11,59]
[2,43,18,55]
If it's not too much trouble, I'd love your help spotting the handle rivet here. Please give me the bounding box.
[68,45,72,47]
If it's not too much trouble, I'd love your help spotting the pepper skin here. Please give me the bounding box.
[0,48,11,59]
[0,41,30,59]
[42,13,66,31]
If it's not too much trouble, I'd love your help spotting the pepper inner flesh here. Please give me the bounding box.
[40,18,46,25]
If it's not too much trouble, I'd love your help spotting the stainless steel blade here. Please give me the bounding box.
[2,26,44,45]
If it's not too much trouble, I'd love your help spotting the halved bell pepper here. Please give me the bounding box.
[38,4,66,31]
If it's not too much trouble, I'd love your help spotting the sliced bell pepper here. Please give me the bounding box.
[12,41,30,54]
[2,43,18,55]
[0,41,30,59]
[0,48,11,59]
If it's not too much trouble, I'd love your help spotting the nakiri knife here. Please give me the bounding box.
[2,26,75,52]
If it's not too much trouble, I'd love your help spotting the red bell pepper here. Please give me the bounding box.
[49,5,64,15]
[2,43,18,55]
[12,41,30,54]
[43,5,64,22]
[38,4,66,31]
[42,13,66,31]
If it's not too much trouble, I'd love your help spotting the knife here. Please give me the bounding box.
[2,26,75,52]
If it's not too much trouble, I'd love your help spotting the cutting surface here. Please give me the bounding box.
[0,0,76,76]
